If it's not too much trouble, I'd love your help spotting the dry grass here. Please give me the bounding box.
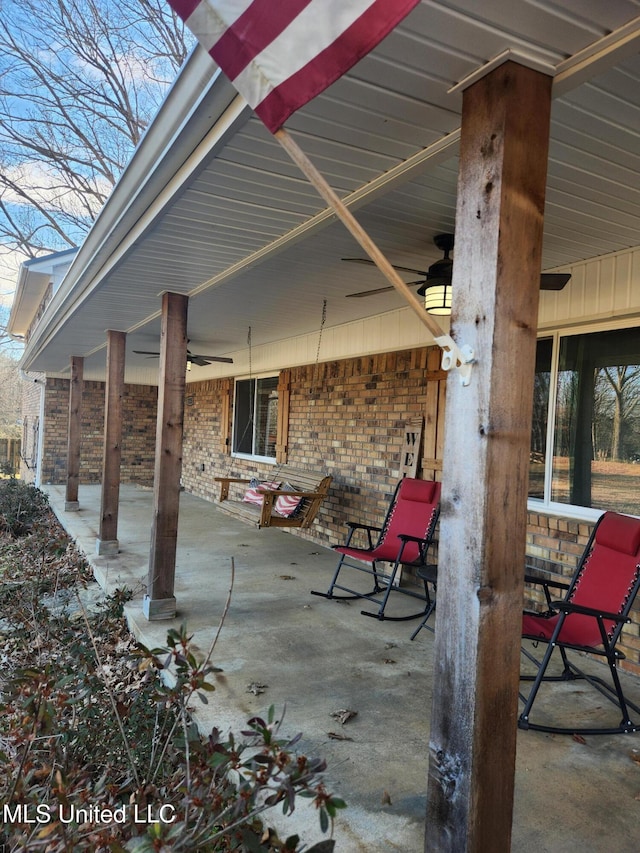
[530,457,640,514]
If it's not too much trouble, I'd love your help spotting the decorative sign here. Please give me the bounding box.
[400,416,424,479]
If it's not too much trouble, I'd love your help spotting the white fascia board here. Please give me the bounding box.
[8,249,78,337]
[7,263,33,338]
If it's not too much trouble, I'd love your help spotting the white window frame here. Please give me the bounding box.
[231,374,279,464]
[528,317,640,521]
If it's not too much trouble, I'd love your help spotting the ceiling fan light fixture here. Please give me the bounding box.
[417,280,452,315]
[416,233,455,315]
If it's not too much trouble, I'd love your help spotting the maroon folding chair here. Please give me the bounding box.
[311,478,440,621]
[519,511,640,735]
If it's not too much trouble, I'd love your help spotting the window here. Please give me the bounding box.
[232,376,279,460]
[529,338,552,500]
[529,326,640,515]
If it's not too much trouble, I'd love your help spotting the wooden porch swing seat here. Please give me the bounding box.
[214,466,332,529]
[312,478,441,621]
[519,510,640,736]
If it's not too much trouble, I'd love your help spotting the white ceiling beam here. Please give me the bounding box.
[553,16,640,96]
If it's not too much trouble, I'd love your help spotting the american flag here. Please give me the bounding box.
[168,0,420,132]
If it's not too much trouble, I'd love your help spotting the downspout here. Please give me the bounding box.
[36,380,45,488]
[19,369,45,485]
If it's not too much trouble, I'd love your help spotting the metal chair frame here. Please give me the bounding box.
[409,564,439,638]
[311,479,440,622]
[519,512,640,736]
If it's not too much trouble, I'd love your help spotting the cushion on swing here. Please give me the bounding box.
[242,481,281,507]
[275,482,302,517]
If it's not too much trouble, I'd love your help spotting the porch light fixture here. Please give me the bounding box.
[416,233,454,316]
[417,281,452,315]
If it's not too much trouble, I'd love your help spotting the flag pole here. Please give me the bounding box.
[274,128,474,384]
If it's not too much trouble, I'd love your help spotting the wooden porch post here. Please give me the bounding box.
[425,61,552,851]
[143,292,188,620]
[65,356,84,511]
[96,330,126,556]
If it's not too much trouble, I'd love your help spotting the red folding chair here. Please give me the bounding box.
[519,511,640,735]
[312,478,440,621]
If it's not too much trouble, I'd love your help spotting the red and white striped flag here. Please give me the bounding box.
[168,0,420,133]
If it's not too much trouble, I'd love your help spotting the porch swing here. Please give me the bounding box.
[214,305,333,529]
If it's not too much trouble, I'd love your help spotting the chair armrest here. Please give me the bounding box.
[398,533,430,545]
[525,557,570,583]
[397,533,436,565]
[337,521,382,549]
[524,567,571,611]
[550,600,628,623]
[214,476,252,502]
[524,572,570,591]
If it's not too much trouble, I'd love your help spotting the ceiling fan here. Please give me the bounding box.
[133,343,233,367]
[343,233,571,301]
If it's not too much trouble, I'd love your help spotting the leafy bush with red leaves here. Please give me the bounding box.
[0,483,343,851]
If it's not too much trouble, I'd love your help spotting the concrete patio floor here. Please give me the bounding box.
[45,484,640,852]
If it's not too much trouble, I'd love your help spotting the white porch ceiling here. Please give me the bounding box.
[22,1,640,381]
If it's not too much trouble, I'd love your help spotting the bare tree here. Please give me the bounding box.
[0,0,193,261]
[599,365,640,461]
[0,1,190,454]
[0,345,22,442]
[0,302,19,352]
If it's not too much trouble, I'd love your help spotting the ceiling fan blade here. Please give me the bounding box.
[346,280,424,298]
[134,349,232,364]
[347,273,570,299]
[346,284,395,298]
[191,354,234,363]
[188,355,233,367]
[540,273,571,291]
[342,257,427,277]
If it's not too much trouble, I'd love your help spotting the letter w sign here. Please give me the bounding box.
[400,416,423,479]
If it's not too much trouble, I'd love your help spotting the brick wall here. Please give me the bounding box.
[41,379,69,484]
[288,348,445,544]
[182,378,231,497]
[121,385,158,483]
[182,346,446,548]
[40,379,157,486]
